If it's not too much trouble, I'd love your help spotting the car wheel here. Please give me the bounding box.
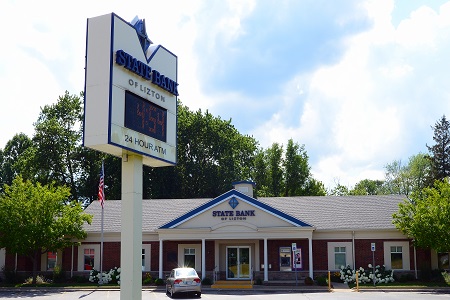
[197,292,202,298]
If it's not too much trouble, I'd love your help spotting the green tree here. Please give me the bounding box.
[384,160,408,195]
[427,115,450,182]
[350,179,385,195]
[283,139,309,196]
[0,133,32,192]
[408,153,432,196]
[0,176,92,284]
[384,153,432,196]
[252,149,269,197]
[267,143,284,197]
[76,148,112,204]
[144,102,259,199]
[303,178,327,196]
[29,91,84,201]
[393,179,450,252]
[252,140,324,197]
[329,181,350,196]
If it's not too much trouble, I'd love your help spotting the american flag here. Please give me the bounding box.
[98,161,105,208]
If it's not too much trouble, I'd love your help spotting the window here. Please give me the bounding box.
[438,253,449,270]
[334,247,346,269]
[327,242,352,270]
[84,248,95,270]
[142,249,146,271]
[78,244,100,271]
[390,246,403,269]
[384,241,409,270]
[47,252,57,271]
[142,244,151,271]
[178,244,200,270]
[184,248,195,268]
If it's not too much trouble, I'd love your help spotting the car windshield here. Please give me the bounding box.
[176,269,197,277]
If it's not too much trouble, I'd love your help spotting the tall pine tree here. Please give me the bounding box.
[427,115,450,182]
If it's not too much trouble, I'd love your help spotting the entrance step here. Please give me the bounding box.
[211,280,253,289]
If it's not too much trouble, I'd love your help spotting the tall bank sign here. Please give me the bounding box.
[84,13,177,167]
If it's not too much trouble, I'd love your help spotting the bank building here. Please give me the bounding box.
[1,181,447,285]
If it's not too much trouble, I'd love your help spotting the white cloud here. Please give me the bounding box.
[249,1,450,189]
[1,0,449,194]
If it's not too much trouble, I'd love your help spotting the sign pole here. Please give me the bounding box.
[292,243,297,286]
[371,243,376,287]
[121,153,143,300]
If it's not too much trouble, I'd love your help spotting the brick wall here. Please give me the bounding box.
[262,239,310,271]
[312,240,328,270]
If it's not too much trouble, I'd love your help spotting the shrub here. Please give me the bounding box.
[89,267,121,284]
[396,273,415,283]
[201,277,212,285]
[52,265,65,283]
[304,276,314,285]
[24,275,48,285]
[340,264,395,284]
[108,267,121,284]
[330,271,342,283]
[71,275,89,283]
[143,272,153,285]
[154,278,164,285]
[419,263,432,281]
[315,276,327,286]
[2,266,20,284]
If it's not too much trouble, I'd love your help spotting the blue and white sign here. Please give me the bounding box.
[84,13,178,167]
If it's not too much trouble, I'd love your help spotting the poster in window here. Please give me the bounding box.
[293,249,302,270]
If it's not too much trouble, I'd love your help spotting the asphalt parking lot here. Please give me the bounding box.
[0,286,449,300]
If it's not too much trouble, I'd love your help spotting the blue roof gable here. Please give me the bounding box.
[159,189,313,229]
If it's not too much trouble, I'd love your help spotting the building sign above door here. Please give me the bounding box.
[211,197,256,220]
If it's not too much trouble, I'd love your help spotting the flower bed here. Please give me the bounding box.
[89,267,121,284]
[340,264,395,284]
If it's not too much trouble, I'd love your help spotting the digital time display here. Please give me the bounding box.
[124,91,167,142]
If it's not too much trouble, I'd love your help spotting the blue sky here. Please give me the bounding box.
[1,0,449,190]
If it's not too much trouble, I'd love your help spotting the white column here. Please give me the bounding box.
[201,239,206,279]
[159,239,163,279]
[308,237,313,278]
[264,238,268,282]
[120,154,143,300]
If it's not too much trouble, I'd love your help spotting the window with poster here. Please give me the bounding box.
[279,247,291,271]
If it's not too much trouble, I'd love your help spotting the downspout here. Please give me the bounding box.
[159,239,163,279]
[201,239,206,279]
[414,245,418,279]
[352,231,355,270]
[71,245,74,278]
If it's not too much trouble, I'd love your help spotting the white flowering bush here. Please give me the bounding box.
[89,267,121,284]
[340,264,394,284]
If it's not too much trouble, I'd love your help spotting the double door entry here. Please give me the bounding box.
[226,246,251,279]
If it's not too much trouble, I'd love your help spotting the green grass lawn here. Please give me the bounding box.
[349,273,450,289]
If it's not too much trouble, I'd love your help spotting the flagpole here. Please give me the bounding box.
[99,161,105,284]
[100,203,104,284]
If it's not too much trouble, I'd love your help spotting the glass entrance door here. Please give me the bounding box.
[226,246,250,279]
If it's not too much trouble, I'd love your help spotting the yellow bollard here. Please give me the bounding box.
[356,271,359,292]
[328,271,331,292]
